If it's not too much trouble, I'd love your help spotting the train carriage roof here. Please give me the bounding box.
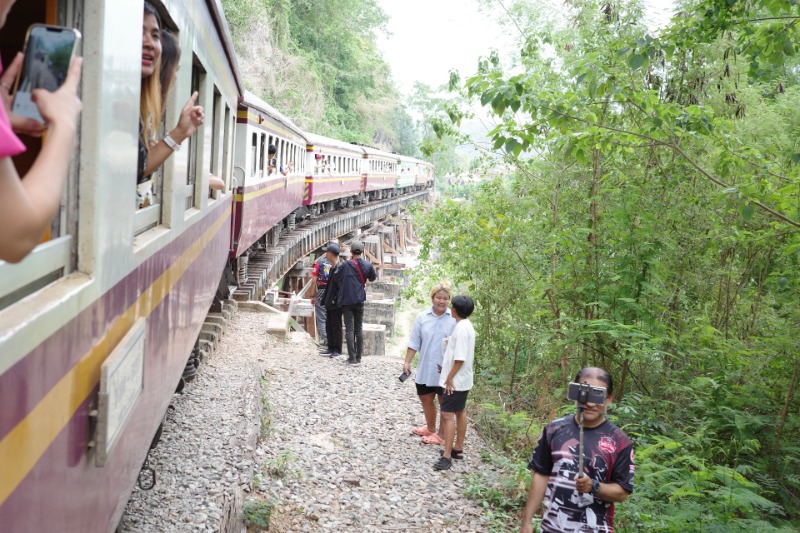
[304,132,366,156]
[206,0,243,94]
[239,90,307,141]
[359,144,399,161]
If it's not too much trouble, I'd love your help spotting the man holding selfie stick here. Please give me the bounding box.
[520,367,635,533]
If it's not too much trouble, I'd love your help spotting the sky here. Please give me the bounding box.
[377,0,516,95]
[377,0,676,96]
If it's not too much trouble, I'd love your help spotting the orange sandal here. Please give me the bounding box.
[422,433,446,446]
[411,426,435,437]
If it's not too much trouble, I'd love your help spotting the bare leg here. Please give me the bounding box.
[419,393,438,433]
[454,410,468,452]
[437,393,445,438]
[441,411,455,458]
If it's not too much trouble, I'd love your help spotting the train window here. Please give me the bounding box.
[209,89,221,199]
[222,104,232,189]
[259,133,266,178]
[250,133,257,177]
[0,0,84,310]
[210,89,221,175]
[186,57,205,210]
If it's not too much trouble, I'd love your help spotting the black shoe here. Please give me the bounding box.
[433,457,452,471]
[329,351,342,358]
[319,350,333,356]
[442,449,464,460]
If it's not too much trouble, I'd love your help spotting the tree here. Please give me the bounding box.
[415,0,800,528]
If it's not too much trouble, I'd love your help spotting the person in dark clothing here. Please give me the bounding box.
[329,240,377,366]
[320,242,343,358]
[311,243,335,351]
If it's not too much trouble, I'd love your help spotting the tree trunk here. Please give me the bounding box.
[771,354,799,477]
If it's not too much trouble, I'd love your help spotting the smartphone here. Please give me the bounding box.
[12,24,82,123]
[567,382,606,404]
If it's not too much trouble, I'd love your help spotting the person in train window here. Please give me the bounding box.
[158,29,223,193]
[0,0,83,263]
[137,2,204,209]
[267,144,288,177]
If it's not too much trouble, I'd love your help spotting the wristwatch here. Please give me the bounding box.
[590,480,601,495]
[163,133,181,151]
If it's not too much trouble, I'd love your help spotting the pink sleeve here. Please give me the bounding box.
[0,63,26,159]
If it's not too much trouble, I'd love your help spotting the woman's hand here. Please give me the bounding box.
[33,57,83,140]
[0,52,47,137]
[444,379,455,395]
[403,362,411,375]
[172,91,203,143]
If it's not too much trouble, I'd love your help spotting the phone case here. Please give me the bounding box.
[11,24,82,123]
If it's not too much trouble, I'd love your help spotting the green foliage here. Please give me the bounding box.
[265,450,300,479]
[241,498,275,529]
[415,0,800,528]
[221,0,419,153]
[464,450,530,532]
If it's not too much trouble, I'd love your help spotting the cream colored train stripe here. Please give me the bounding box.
[0,211,229,506]
[234,177,305,202]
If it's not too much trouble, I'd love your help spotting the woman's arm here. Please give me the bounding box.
[0,59,82,263]
[143,91,203,176]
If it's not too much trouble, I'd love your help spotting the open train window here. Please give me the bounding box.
[0,0,83,311]
[222,104,231,189]
[185,55,205,211]
[250,132,257,177]
[259,133,266,178]
[210,89,221,174]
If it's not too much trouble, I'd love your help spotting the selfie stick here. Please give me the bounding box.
[577,404,586,478]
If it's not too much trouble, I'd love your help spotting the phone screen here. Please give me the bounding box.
[12,25,80,123]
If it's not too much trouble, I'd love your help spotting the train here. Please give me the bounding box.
[0,1,433,532]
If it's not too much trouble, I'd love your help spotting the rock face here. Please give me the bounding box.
[119,306,494,533]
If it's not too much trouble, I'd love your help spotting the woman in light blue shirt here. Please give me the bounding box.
[403,281,457,445]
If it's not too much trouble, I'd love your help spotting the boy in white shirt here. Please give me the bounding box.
[434,295,476,471]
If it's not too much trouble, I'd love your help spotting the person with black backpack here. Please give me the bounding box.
[329,240,377,366]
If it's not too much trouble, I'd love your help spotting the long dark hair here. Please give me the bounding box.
[159,30,180,108]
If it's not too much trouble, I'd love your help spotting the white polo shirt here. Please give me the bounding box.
[439,318,475,391]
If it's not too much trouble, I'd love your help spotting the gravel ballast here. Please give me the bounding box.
[121,305,495,532]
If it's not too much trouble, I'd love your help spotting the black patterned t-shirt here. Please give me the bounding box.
[528,415,635,532]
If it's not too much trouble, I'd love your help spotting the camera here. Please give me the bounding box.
[567,382,606,404]
[399,370,411,383]
[271,158,277,166]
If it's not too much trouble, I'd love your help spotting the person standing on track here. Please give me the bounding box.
[320,242,343,358]
[404,281,456,445]
[332,240,376,366]
[433,295,476,471]
[312,242,335,353]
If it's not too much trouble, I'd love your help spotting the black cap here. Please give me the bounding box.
[350,240,364,254]
[322,242,340,255]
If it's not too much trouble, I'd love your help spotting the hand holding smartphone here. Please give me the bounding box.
[12,24,82,124]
